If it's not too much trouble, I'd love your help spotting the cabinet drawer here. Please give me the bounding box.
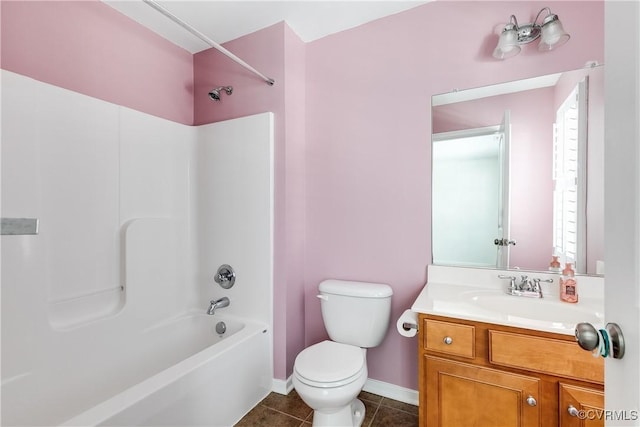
[489,330,604,383]
[424,319,475,359]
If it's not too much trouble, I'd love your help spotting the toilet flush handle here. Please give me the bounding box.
[317,294,328,301]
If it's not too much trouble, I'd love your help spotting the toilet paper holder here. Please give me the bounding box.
[402,322,418,331]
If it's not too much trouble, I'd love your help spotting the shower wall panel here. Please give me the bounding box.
[194,113,274,325]
[1,70,196,331]
[118,107,196,317]
[2,70,122,329]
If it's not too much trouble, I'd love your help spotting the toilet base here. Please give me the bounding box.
[312,398,366,427]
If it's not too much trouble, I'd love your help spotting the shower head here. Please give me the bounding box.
[208,85,233,101]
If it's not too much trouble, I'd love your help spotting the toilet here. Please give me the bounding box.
[293,279,393,427]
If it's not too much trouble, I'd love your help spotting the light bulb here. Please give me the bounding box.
[493,27,521,59]
[539,14,570,51]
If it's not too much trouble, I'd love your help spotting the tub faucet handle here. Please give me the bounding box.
[214,264,236,289]
[207,297,230,315]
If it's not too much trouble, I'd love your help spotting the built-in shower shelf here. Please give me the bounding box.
[1,218,39,235]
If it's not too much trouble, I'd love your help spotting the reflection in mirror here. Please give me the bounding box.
[431,65,604,276]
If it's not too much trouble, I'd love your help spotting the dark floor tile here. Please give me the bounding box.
[260,391,313,420]
[358,390,383,404]
[234,405,302,427]
[300,398,376,426]
[361,397,379,427]
[369,405,419,427]
[304,409,313,422]
[238,390,418,427]
[379,397,419,416]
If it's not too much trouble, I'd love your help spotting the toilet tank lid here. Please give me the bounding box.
[319,280,393,298]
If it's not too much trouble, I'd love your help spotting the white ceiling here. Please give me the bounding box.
[103,1,429,53]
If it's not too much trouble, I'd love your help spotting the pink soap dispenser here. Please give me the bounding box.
[560,263,578,303]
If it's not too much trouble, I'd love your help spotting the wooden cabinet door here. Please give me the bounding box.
[424,356,541,427]
[559,383,604,427]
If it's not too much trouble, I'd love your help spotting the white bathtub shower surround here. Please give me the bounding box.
[1,69,126,329]
[195,114,274,324]
[1,70,274,426]
[1,70,197,331]
[2,219,198,426]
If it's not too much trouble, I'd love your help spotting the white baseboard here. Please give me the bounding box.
[272,376,418,407]
[363,378,419,406]
[272,376,294,395]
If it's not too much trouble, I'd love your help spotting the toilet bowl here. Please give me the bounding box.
[293,341,368,427]
[292,280,393,427]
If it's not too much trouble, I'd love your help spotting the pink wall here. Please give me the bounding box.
[433,87,556,271]
[282,26,308,381]
[305,1,603,389]
[194,22,307,380]
[1,0,193,125]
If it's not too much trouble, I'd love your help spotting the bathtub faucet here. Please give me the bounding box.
[207,297,230,315]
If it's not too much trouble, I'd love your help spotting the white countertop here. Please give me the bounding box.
[411,265,605,336]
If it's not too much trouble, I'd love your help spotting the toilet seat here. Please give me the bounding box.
[294,341,365,388]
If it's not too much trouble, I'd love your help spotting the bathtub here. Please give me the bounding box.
[65,312,272,427]
[2,311,272,427]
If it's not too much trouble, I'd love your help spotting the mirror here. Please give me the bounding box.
[431,65,604,276]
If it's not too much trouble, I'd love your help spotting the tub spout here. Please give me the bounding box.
[207,297,230,315]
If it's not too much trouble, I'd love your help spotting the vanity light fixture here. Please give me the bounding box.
[493,7,570,59]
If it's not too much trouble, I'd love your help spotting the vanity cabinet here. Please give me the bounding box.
[419,314,604,427]
[425,356,541,427]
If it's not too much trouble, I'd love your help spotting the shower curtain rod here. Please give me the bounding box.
[142,0,275,86]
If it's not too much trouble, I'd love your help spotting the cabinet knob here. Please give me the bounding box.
[526,396,537,407]
[443,336,453,345]
[567,405,580,417]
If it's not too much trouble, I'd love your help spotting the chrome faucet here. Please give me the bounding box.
[498,274,517,293]
[498,275,552,298]
[531,277,554,298]
[207,297,230,315]
[519,275,531,291]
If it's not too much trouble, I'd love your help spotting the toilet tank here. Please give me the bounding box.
[318,279,393,348]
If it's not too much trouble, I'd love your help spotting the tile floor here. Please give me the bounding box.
[235,390,419,427]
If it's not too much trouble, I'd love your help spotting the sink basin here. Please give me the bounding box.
[468,293,604,327]
[411,266,606,335]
